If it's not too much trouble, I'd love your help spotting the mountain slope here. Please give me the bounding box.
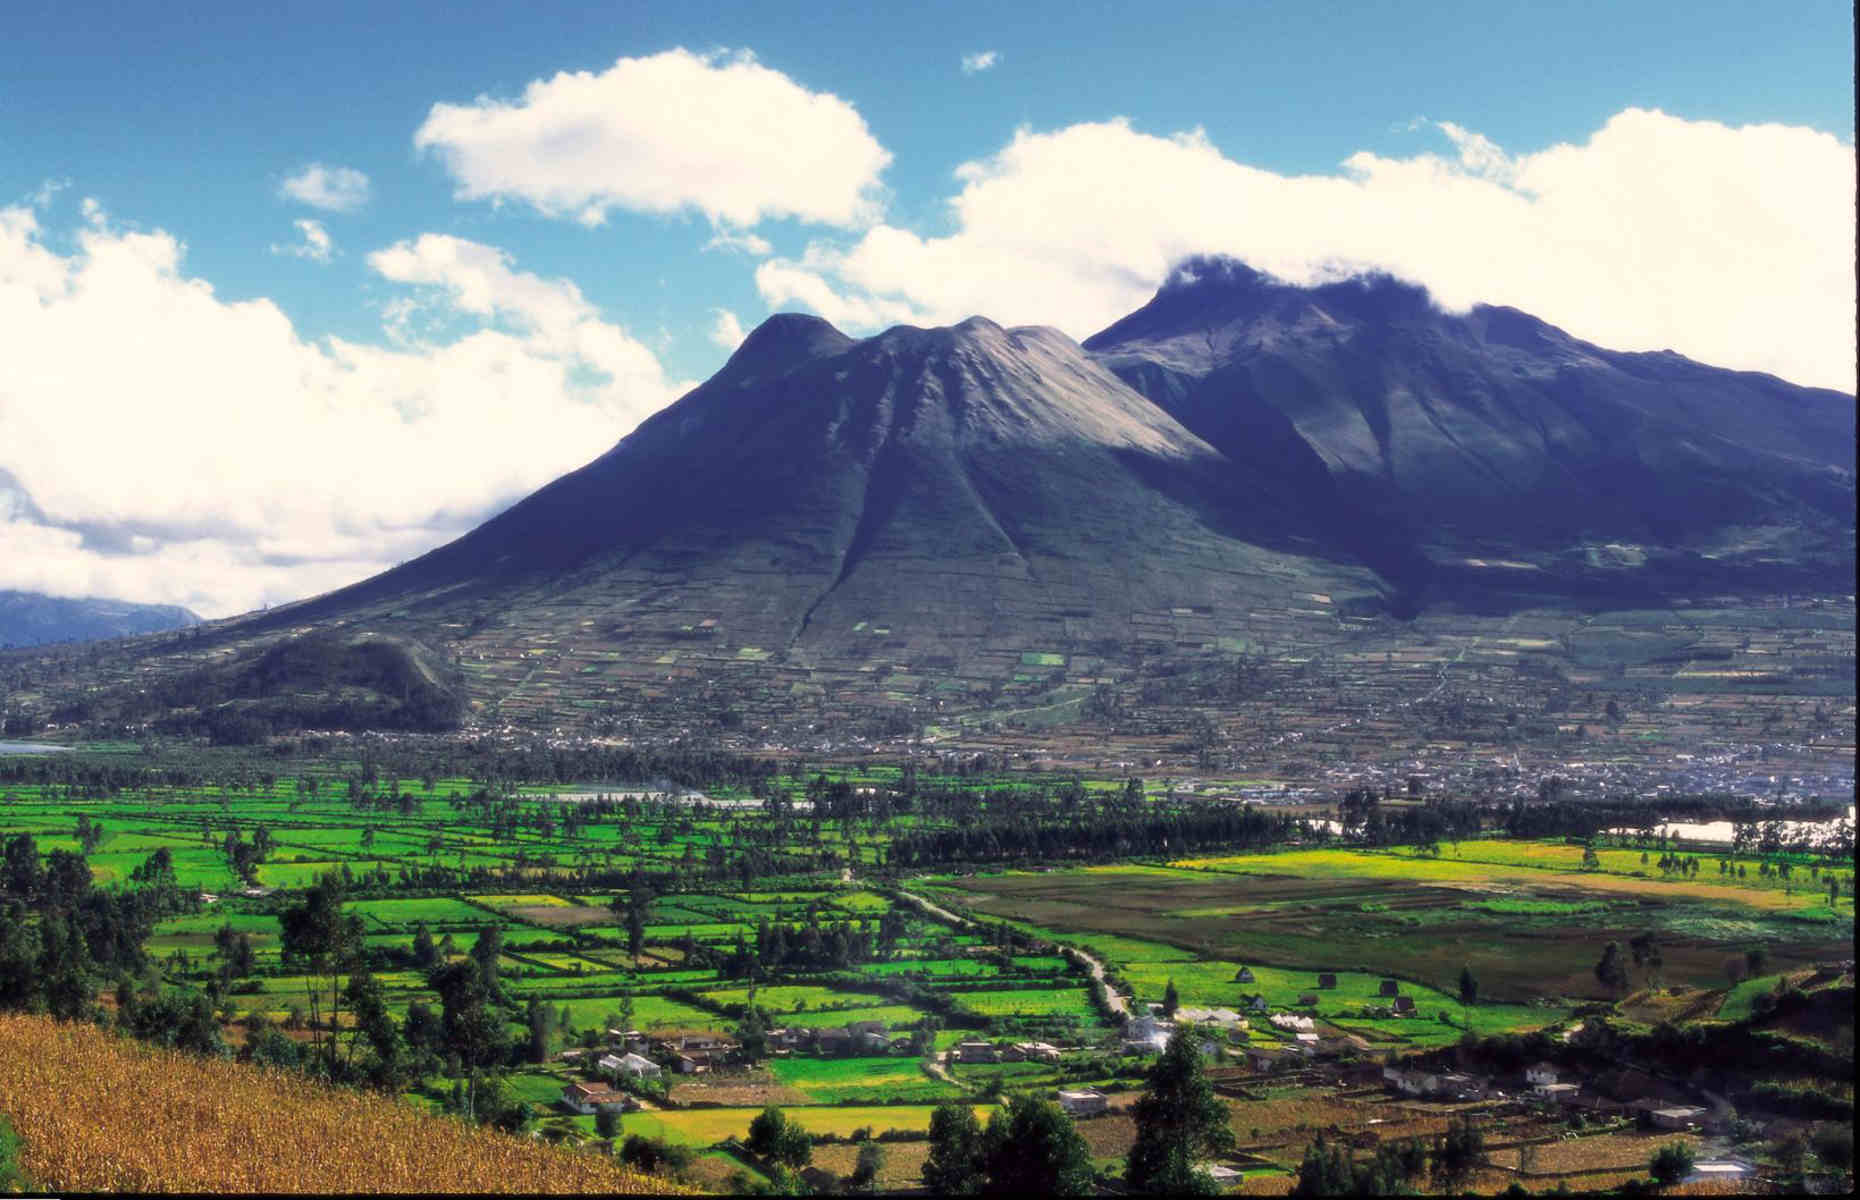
[1085,257,1855,609]
[272,313,1385,672]
[0,590,199,649]
[36,263,1852,736]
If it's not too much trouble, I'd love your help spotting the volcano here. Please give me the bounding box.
[115,260,1854,732]
[1086,257,1854,610]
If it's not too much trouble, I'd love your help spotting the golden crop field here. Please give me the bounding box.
[0,1014,682,1194]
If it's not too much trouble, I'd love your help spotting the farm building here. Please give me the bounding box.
[1246,1046,1285,1072]
[1385,1067,1438,1097]
[1297,993,1319,1007]
[1647,1105,1708,1130]
[1378,979,1400,997]
[560,1082,631,1115]
[816,1028,854,1056]
[1057,1088,1109,1116]
[1244,995,1269,1012]
[1683,1158,1756,1186]
[956,1040,999,1064]
[1535,1082,1581,1104]
[1234,966,1255,983]
[1014,1041,1063,1064]
[1437,1072,1486,1099]
[1390,996,1416,1015]
[1317,973,1338,989]
[606,1052,661,1080]
[1176,1006,1244,1028]
[1524,1062,1559,1087]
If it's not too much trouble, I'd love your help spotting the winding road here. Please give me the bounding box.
[896,888,1130,1020]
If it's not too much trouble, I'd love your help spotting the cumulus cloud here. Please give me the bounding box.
[413,47,891,230]
[278,163,372,213]
[759,109,1855,392]
[708,307,747,351]
[0,207,682,617]
[961,50,999,75]
[270,218,333,262]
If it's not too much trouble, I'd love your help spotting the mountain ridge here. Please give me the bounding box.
[19,258,1850,737]
[0,590,199,650]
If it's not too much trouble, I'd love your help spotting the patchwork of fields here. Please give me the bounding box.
[924,842,1852,1007]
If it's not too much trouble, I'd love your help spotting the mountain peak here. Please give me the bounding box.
[727,312,855,377]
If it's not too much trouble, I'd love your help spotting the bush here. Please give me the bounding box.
[1649,1142,1694,1187]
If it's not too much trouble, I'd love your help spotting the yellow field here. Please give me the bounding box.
[621,1103,998,1146]
[1171,846,1832,912]
[0,1013,678,1193]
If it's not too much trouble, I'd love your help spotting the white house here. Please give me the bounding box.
[1524,1062,1559,1088]
[610,1051,662,1080]
[1057,1088,1109,1116]
[561,1082,631,1114]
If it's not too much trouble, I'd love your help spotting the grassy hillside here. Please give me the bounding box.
[0,1013,681,1193]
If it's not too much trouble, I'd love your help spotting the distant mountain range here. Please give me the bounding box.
[0,590,199,648]
[23,257,1852,734]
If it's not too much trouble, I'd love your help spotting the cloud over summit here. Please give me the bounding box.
[757,108,1855,393]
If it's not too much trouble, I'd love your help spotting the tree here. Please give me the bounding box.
[427,960,510,1090]
[345,970,404,1083]
[277,872,363,1070]
[849,1142,885,1192]
[923,1101,986,1195]
[525,996,557,1063]
[1430,1117,1485,1191]
[1744,947,1767,979]
[468,923,504,996]
[747,1106,812,1169]
[1629,932,1664,986]
[411,922,438,970]
[1595,941,1630,994]
[1581,845,1601,870]
[1127,1029,1234,1193]
[1649,1142,1695,1187]
[1161,978,1180,1019]
[594,1108,620,1140]
[981,1095,1093,1196]
[1458,965,1478,1007]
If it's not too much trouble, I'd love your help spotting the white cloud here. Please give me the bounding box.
[961,50,1000,75]
[279,163,372,213]
[0,208,683,617]
[707,307,746,351]
[703,229,774,256]
[413,47,891,230]
[26,178,69,209]
[755,252,927,331]
[270,218,333,263]
[765,109,1855,392]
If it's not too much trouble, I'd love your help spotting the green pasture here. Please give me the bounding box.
[769,1056,957,1102]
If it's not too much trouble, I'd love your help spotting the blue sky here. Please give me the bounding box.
[1,1,1853,615]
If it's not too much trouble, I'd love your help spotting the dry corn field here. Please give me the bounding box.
[0,1014,683,1194]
